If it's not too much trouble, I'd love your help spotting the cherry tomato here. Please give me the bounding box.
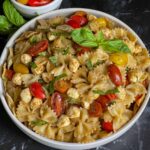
[54,80,70,94]
[135,94,143,107]
[110,53,128,67]
[28,0,52,7]
[74,11,87,17]
[28,40,48,57]
[107,64,123,86]
[88,101,103,117]
[73,44,90,56]
[17,0,28,5]
[29,82,45,99]
[96,95,110,110]
[13,63,29,74]
[51,92,64,117]
[70,15,88,26]
[102,121,113,132]
[66,19,81,29]
[5,69,14,80]
[106,94,117,100]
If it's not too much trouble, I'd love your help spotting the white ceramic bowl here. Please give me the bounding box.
[0,8,150,150]
[10,0,63,17]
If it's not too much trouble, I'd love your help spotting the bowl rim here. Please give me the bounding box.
[0,8,150,150]
[11,0,62,10]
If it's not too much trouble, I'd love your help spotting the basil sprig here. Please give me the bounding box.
[71,28,130,53]
[31,120,48,126]
[93,88,119,95]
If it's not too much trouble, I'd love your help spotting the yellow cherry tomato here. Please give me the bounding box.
[13,63,29,74]
[96,18,107,28]
[17,0,28,5]
[110,53,128,66]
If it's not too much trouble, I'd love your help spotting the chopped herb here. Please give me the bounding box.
[47,73,67,95]
[126,67,130,72]
[93,88,119,95]
[68,97,80,104]
[93,60,105,67]
[31,119,48,126]
[49,56,57,65]
[38,79,45,84]
[108,101,116,106]
[62,47,69,55]
[29,62,37,68]
[86,60,93,70]
[38,51,47,56]
[29,36,37,44]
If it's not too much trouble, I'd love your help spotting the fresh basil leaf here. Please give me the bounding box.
[101,40,130,53]
[31,120,48,126]
[38,51,47,56]
[93,88,119,95]
[3,0,26,26]
[67,97,80,104]
[38,79,45,84]
[71,28,98,48]
[54,73,67,81]
[0,15,13,34]
[29,36,38,44]
[29,62,37,69]
[49,56,57,65]
[86,60,93,70]
[96,31,105,43]
[62,47,69,55]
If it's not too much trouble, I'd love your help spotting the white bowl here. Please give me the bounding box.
[0,8,150,150]
[10,0,63,17]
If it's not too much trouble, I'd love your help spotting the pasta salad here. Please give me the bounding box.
[2,11,150,143]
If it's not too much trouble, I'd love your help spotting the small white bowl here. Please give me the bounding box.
[0,8,150,150]
[10,0,63,17]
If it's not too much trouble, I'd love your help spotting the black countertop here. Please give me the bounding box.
[0,0,150,150]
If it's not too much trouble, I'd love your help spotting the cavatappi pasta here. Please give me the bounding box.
[2,11,150,143]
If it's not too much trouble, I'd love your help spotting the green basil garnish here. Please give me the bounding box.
[93,88,119,95]
[29,62,37,69]
[31,120,48,126]
[49,56,57,65]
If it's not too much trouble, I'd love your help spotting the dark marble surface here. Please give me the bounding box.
[0,0,150,150]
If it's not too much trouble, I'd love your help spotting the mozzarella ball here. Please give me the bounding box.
[67,88,79,99]
[57,115,70,128]
[30,98,42,110]
[67,106,80,118]
[21,54,32,65]
[69,58,80,73]
[20,88,32,103]
[12,73,22,85]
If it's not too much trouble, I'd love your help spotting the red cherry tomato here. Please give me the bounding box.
[70,15,88,26]
[51,92,64,117]
[66,19,81,29]
[28,40,48,57]
[96,95,110,110]
[106,94,117,100]
[5,69,14,80]
[29,82,45,99]
[102,121,113,132]
[73,44,90,56]
[88,101,103,117]
[107,64,123,86]
[28,0,52,7]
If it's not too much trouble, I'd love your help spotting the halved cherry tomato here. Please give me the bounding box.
[135,94,143,107]
[28,40,48,57]
[102,121,113,132]
[54,80,70,94]
[96,95,110,110]
[106,94,117,100]
[66,19,81,29]
[73,44,90,56]
[5,69,14,80]
[74,11,87,17]
[28,0,52,7]
[70,15,88,26]
[107,64,123,86]
[66,15,88,28]
[29,82,45,99]
[88,101,103,117]
[51,92,64,117]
